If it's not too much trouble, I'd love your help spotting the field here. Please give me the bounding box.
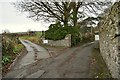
[20,31,42,44]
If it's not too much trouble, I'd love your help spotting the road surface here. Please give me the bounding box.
[18,40,50,68]
[3,40,96,78]
[41,42,95,78]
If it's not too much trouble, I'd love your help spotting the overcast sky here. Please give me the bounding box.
[0,0,50,33]
[0,0,118,33]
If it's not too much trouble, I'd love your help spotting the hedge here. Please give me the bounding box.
[45,23,82,46]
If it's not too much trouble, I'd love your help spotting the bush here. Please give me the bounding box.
[45,23,67,40]
[2,37,14,55]
[2,55,11,66]
[45,23,82,46]
[81,33,94,43]
[2,33,24,66]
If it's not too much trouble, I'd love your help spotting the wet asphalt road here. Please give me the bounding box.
[4,40,50,78]
[4,41,95,78]
[41,42,95,78]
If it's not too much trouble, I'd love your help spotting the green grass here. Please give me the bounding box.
[2,33,25,75]
[2,55,11,66]
[35,31,42,37]
[20,32,42,44]
[91,48,112,78]
[2,43,24,66]
[13,44,24,54]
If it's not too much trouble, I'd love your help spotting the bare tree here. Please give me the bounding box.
[14,0,112,27]
[14,0,72,27]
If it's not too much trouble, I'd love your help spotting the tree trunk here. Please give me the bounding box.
[73,8,77,27]
[64,17,68,27]
[72,2,79,28]
[63,6,69,27]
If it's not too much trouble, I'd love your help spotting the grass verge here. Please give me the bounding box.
[2,44,24,76]
[20,32,42,44]
[90,47,112,78]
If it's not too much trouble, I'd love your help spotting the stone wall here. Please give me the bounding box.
[43,34,71,47]
[99,2,120,78]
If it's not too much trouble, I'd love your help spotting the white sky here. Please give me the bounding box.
[0,0,118,33]
[0,0,50,33]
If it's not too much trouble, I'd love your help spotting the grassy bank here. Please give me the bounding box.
[20,31,42,44]
[90,47,112,78]
[2,33,24,74]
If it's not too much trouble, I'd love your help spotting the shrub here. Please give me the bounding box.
[45,23,82,46]
[2,33,24,66]
[2,55,11,66]
[45,23,68,40]
[2,37,14,55]
[81,33,94,43]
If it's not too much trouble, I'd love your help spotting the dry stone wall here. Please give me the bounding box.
[99,2,120,78]
[43,34,71,47]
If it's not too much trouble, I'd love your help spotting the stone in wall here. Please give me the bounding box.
[43,34,71,47]
[99,2,120,78]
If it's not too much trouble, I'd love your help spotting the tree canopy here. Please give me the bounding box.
[14,0,112,27]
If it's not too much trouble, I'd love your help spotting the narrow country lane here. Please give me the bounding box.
[19,40,50,68]
[41,42,95,78]
[3,40,96,78]
[4,40,50,78]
